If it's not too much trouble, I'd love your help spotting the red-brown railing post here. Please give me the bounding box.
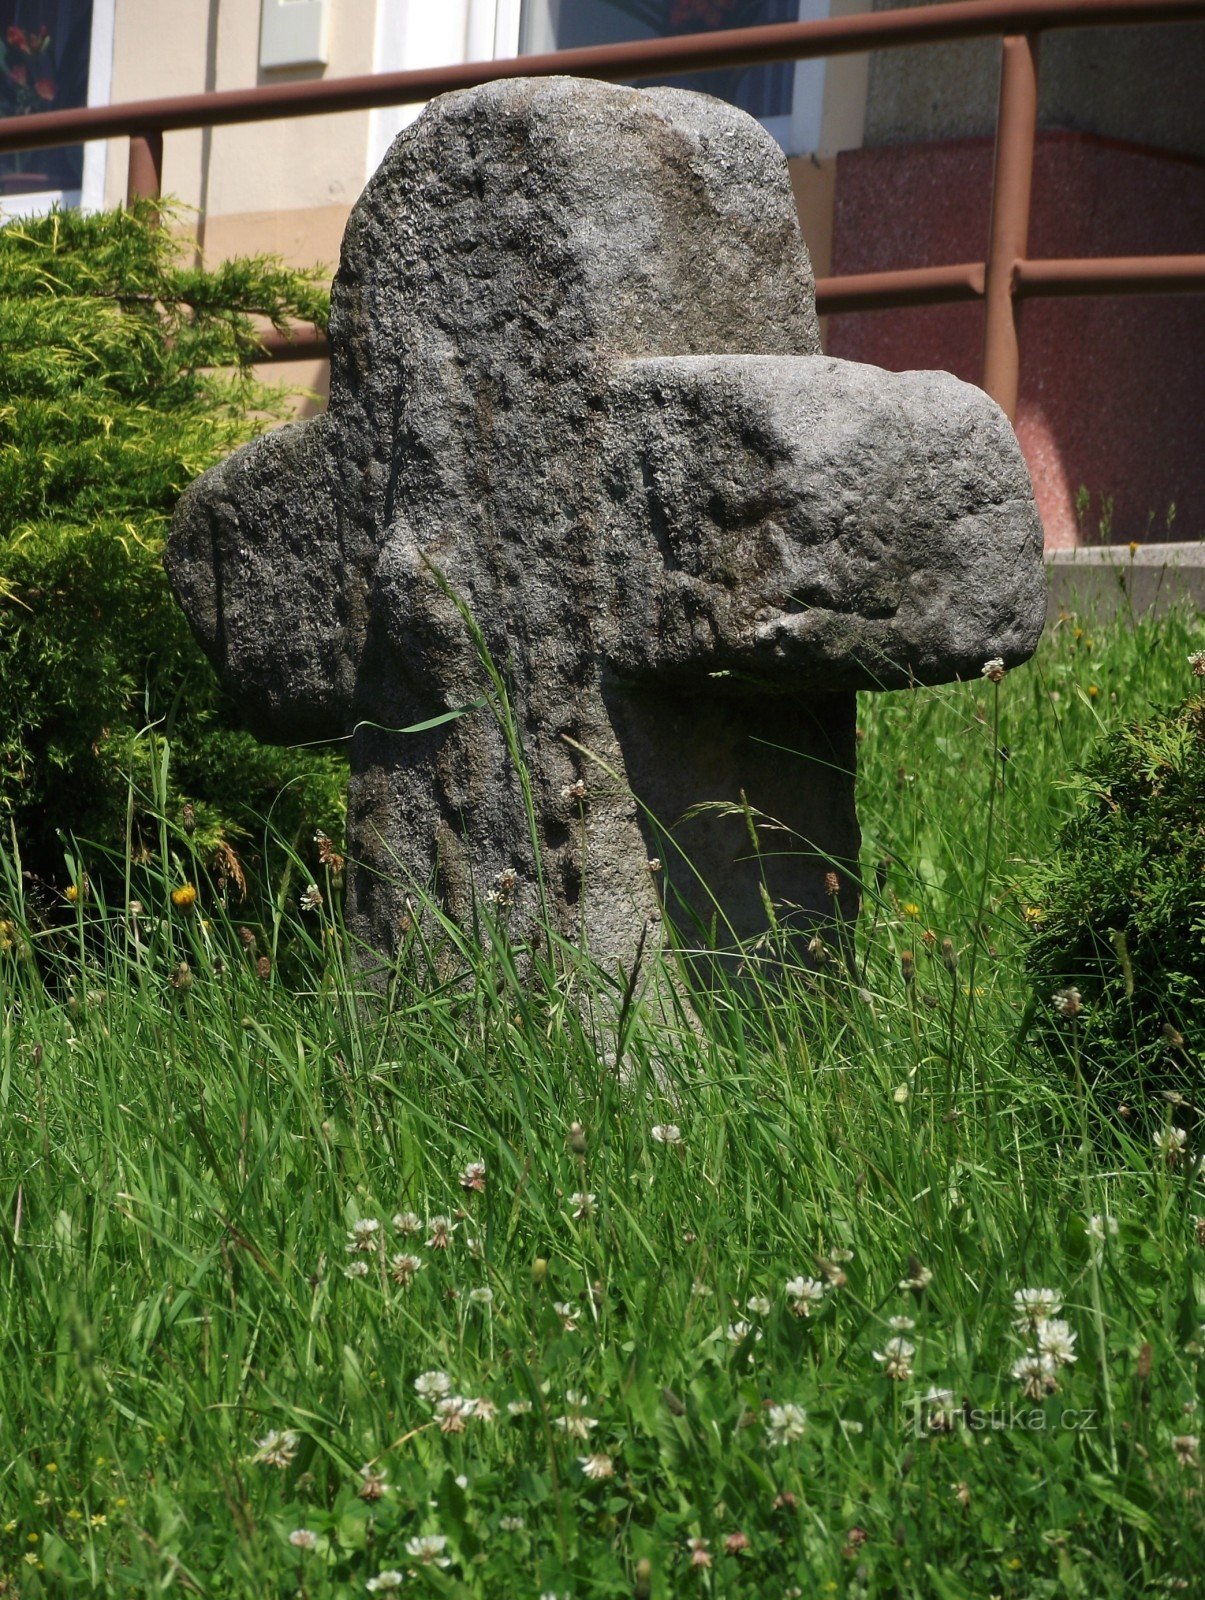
[126,130,163,204]
[981,32,1040,419]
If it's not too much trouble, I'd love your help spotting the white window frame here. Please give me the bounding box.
[368,0,829,174]
[0,0,115,220]
[369,0,521,179]
[515,0,829,155]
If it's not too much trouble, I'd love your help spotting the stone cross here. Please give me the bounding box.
[167,77,1046,976]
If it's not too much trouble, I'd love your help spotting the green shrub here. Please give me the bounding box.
[0,203,347,891]
[1024,674,1205,1114]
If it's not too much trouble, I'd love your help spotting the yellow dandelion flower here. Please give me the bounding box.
[1089,684,1099,699]
[66,1509,82,1522]
[45,1463,57,1474]
[89,1513,107,1529]
[902,902,921,919]
[1023,905,1046,925]
[171,884,198,910]
[65,884,80,903]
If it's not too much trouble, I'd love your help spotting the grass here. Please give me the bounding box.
[0,601,1202,1598]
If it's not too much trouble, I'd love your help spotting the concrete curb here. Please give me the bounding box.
[1045,543,1205,618]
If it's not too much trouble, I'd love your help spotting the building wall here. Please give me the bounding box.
[102,0,378,265]
[97,0,870,275]
[863,0,1205,156]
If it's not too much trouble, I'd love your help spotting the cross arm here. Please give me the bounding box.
[597,354,1046,692]
[166,415,359,743]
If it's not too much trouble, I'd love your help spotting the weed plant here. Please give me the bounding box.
[0,605,1202,1597]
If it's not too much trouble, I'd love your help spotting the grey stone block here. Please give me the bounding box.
[166,76,1045,977]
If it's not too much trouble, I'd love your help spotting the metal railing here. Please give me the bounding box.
[1,0,1202,420]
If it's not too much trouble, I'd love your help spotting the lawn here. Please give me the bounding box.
[0,600,1202,1598]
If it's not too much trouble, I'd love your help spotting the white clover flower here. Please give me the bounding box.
[251,1429,299,1467]
[507,1399,533,1416]
[499,1514,525,1531]
[873,1337,915,1380]
[288,1528,319,1550]
[899,1264,933,1292]
[393,1210,423,1236]
[414,1369,453,1402]
[981,657,1006,683]
[569,1192,597,1219]
[471,1396,498,1422]
[765,1402,808,1446]
[1087,1213,1118,1242]
[366,1572,405,1593]
[920,1388,958,1432]
[1173,1434,1200,1467]
[300,883,323,912]
[785,1276,827,1315]
[1154,1126,1189,1165]
[346,1217,382,1253]
[427,1214,456,1248]
[553,1413,597,1440]
[1036,1318,1077,1366]
[651,1123,682,1144]
[405,1534,450,1567]
[436,1396,476,1433]
[554,1301,579,1331]
[578,1452,614,1479]
[389,1252,424,1286]
[1189,651,1205,678]
[1012,1350,1060,1399]
[458,1161,487,1194]
[1051,986,1082,1018]
[468,1285,494,1306]
[746,1294,772,1317]
[1012,1286,1062,1326]
[725,1320,762,1345]
[686,1537,712,1569]
[690,1277,713,1299]
[344,1260,370,1279]
[887,1314,916,1332]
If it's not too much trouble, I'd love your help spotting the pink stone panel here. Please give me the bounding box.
[827,133,1205,547]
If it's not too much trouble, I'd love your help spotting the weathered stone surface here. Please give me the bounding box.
[167,75,1045,975]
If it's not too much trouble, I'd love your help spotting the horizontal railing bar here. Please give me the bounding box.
[256,329,329,362]
[252,252,1205,360]
[1013,254,1205,294]
[1,0,1203,155]
[816,263,987,313]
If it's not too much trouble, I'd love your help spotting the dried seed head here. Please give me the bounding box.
[824,871,841,898]
[567,1120,588,1156]
[941,937,958,974]
[901,950,916,986]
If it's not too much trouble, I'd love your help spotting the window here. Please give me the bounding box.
[519,0,827,154]
[1,0,112,217]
